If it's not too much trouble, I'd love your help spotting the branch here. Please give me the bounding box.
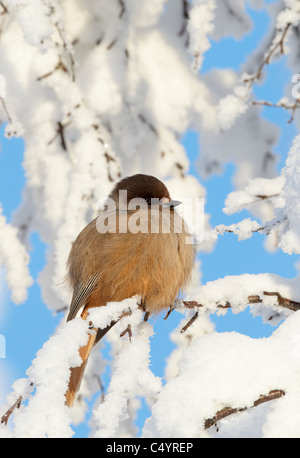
[263,291,300,312]
[253,99,300,124]
[55,23,75,82]
[36,60,68,81]
[178,0,189,37]
[213,216,286,239]
[1,396,22,425]
[180,311,199,333]
[0,1,7,40]
[118,0,125,19]
[93,374,105,404]
[47,120,71,152]
[204,389,285,430]
[120,323,132,342]
[180,290,300,331]
[243,22,291,87]
[1,382,34,426]
[183,291,300,313]
[0,2,7,15]
[0,96,12,123]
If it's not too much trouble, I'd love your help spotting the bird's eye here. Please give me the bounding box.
[145,197,152,205]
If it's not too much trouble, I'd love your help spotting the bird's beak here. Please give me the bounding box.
[161,199,182,209]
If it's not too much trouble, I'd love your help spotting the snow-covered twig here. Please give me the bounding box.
[1,396,23,426]
[253,98,300,124]
[183,290,300,315]
[204,389,285,430]
[243,22,292,87]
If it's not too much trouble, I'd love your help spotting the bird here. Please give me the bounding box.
[64,174,195,406]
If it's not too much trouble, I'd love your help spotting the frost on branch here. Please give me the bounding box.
[143,311,300,438]
[187,0,216,72]
[219,135,300,254]
[91,305,162,438]
[0,297,144,438]
[216,0,300,132]
[224,177,285,216]
[276,134,300,255]
[0,205,32,304]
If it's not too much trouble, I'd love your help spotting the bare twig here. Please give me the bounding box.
[120,324,132,342]
[181,290,300,319]
[93,374,105,403]
[180,311,199,333]
[47,120,71,151]
[55,23,75,82]
[178,0,189,37]
[107,38,117,50]
[1,396,23,425]
[242,193,280,207]
[244,23,291,87]
[164,304,175,320]
[118,0,125,18]
[263,291,300,312]
[37,60,68,81]
[0,1,7,40]
[0,2,7,15]
[0,96,12,123]
[253,99,300,124]
[0,381,34,425]
[204,389,285,430]
[138,113,158,136]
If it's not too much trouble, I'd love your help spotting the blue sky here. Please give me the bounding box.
[0,0,299,436]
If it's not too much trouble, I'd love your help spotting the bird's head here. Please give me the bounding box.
[109,174,181,210]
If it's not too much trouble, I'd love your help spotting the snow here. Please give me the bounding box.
[223,177,285,215]
[187,0,216,72]
[217,84,251,131]
[184,272,299,321]
[0,205,33,304]
[143,311,300,438]
[276,135,300,255]
[91,311,162,438]
[0,297,143,438]
[221,136,300,255]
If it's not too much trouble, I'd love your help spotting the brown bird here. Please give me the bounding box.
[65,174,194,406]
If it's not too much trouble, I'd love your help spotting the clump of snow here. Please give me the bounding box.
[2,317,91,438]
[0,205,33,304]
[276,135,300,254]
[187,272,299,321]
[222,136,300,256]
[91,309,162,438]
[217,84,251,131]
[224,176,285,215]
[277,0,300,29]
[187,0,216,72]
[0,297,142,438]
[211,218,262,241]
[143,311,300,438]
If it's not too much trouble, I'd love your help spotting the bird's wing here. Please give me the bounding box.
[67,270,101,321]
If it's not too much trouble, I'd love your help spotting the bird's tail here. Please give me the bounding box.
[65,307,97,407]
[65,307,118,407]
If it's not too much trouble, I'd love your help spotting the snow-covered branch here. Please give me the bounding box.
[204,389,285,431]
[217,1,300,131]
